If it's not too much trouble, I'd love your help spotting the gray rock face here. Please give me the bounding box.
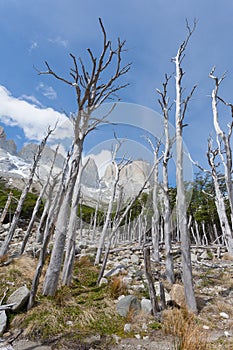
[102,160,151,199]
[116,295,141,317]
[19,144,65,169]
[81,158,100,188]
[6,286,30,312]
[0,127,17,155]
[0,310,7,336]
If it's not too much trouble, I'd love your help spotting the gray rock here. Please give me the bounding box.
[141,298,152,314]
[124,323,132,332]
[6,286,30,312]
[0,311,7,335]
[170,284,186,308]
[116,295,141,317]
[131,254,139,264]
[200,250,209,260]
[104,265,128,277]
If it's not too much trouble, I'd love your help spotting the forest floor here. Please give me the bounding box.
[0,245,233,349]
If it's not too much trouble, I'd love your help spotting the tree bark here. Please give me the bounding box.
[173,22,197,312]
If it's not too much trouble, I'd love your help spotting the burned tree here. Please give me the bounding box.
[42,18,130,296]
[173,21,197,312]
[0,127,53,257]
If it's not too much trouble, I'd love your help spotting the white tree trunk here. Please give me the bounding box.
[207,144,233,254]
[95,157,120,265]
[0,191,12,224]
[43,141,83,296]
[0,129,52,257]
[62,160,89,286]
[174,26,197,312]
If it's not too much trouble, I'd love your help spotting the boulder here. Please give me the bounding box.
[116,295,141,317]
[6,286,30,312]
[0,310,7,335]
[141,298,152,314]
[170,283,186,308]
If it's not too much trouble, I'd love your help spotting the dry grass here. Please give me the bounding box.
[109,275,128,299]
[9,255,125,344]
[162,308,209,350]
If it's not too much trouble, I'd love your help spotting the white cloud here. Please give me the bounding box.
[0,85,72,141]
[28,41,38,53]
[48,36,68,48]
[20,94,44,107]
[36,82,57,100]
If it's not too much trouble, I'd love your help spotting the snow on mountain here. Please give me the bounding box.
[0,126,152,203]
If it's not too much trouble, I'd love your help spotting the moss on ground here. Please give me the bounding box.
[6,255,126,347]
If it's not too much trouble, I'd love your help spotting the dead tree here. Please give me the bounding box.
[62,159,89,286]
[94,144,129,265]
[0,191,13,224]
[20,145,61,255]
[97,155,162,284]
[0,127,53,257]
[207,138,233,254]
[27,147,72,310]
[143,245,160,317]
[173,21,197,312]
[145,137,161,262]
[42,18,130,296]
[209,68,233,228]
[157,74,175,284]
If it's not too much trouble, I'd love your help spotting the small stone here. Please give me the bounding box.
[220,312,229,319]
[191,253,198,262]
[124,323,131,332]
[200,250,209,260]
[143,336,149,340]
[135,334,141,339]
[203,325,210,330]
[99,277,108,286]
[131,254,139,264]
[112,334,121,344]
[224,331,230,337]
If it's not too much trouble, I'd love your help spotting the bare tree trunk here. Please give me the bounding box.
[207,139,233,254]
[27,149,71,308]
[194,220,201,245]
[0,128,53,257]
[151,143,161,262]
[27,174,66,309]
[95,156,120,265]
[0,191,12,224]
[209,68,233,228]
[43,141,83,296]
[62,160,89,286]
[174,22,197,312]
[97,158,161,283]
[40,19,130,296]
[157,75,175,284]
[143,246,160,317]
[20,146,61,255]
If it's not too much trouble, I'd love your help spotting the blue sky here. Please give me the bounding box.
[1,0,233,172]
